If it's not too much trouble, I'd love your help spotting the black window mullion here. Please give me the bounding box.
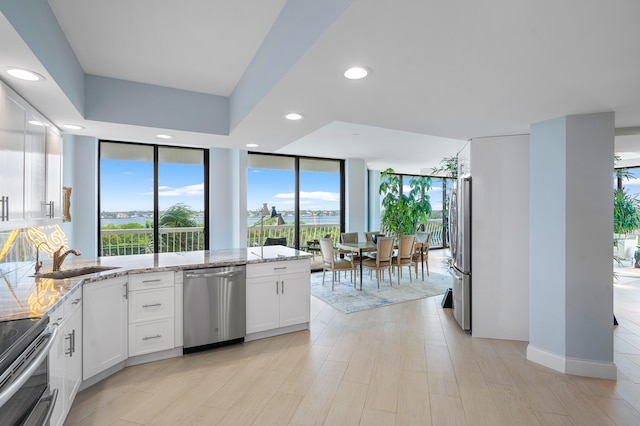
[153,146,159,253]
[294,157,300,249]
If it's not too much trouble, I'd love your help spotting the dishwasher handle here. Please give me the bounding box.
[184,269,242,279]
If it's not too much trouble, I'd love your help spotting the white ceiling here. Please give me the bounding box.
[2,0,640,174]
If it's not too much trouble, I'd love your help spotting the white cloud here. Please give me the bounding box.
[158,183,205,197]
[123,171,134,175]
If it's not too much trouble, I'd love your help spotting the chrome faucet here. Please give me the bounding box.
[52,246,81,272]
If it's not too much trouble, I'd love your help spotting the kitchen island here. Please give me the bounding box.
[0,245,311,321]
[1,246,311,426]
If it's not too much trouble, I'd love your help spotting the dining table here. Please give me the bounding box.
[336,240,425,290]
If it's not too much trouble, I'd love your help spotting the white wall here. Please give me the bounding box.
[68,135,99,258]
[345,158,367,237]
[368,170,381,232]
[471,135,530,341]
[209,148,246,249]
[528,112,615,379]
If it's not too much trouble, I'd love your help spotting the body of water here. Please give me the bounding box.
[101,215,340,227]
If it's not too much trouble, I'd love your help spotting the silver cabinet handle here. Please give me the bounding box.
[276,281,279,295]
[142,303,162,308]
[142,335,161,341]
[65,332,73,356]
[142,279,162,283]
[282,280,284,294]
[274,266,287,271]
[1,196,8,221]
[72,298,81,305]
[123,282,128,299]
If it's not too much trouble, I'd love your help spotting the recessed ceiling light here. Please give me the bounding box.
[284,113,304,121]
[156,134,172,139]
[62,124,84,130]
[6,67,44,81]
[28,120,48,126]
[246,143,259,148]
[344,66,370,80]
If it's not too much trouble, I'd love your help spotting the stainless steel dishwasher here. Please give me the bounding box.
[183,265,246,353]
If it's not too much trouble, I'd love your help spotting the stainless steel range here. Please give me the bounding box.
[0,316,58,426]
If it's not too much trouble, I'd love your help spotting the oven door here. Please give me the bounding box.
[0,326,58,426]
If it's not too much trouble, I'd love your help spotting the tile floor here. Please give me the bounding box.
[65,251,640,425]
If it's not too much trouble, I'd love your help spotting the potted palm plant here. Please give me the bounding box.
[614,187,640,260]
[379,168,432,237]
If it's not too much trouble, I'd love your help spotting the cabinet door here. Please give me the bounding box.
[24,113,47,219]
[46,126,63,218]
[65,296,83,411]
[83,276,128,380]
[246,275,280,334]
[279,271,311,328]
[0,85,26,224]
[48,305,66,426]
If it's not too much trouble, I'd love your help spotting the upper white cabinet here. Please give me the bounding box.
[0,80,63,229]
[0,82,27,225]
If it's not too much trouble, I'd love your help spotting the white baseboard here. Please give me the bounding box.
[245,323,309,342]
[527,344,617,380]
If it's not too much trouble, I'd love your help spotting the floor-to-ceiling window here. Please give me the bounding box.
[99,141,208,255]
[247,153,344,255]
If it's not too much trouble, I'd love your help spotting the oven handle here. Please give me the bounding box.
[40,387,58,426]
[0,325,58,408]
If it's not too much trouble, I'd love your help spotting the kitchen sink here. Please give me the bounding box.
[35,265,118,279]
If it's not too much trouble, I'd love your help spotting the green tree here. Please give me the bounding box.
[159,203,198,227]
[379,168,432,236]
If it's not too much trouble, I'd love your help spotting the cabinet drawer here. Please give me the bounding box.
[128,287,174,323]
[128,271,174,291]
[247,259,309,278]
[128,319,174,357]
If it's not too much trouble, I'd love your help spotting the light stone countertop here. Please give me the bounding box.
[0,246,310,321]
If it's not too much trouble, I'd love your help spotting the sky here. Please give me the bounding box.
[247,168,340,213]
[101,159,449,215]
[100,159,205,211]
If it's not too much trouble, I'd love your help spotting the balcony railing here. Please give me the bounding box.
[100,227,205,256]
[99,220,446,257]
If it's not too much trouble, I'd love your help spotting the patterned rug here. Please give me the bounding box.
[310,269,452,314]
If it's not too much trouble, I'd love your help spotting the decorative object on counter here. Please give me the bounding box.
[259,202,270,256]
[63,187,72,222]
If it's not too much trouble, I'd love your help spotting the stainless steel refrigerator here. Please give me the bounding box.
[450,175,471,331]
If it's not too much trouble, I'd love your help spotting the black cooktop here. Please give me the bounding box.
[0,316,48,374]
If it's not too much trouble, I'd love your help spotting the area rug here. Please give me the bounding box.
[310,269,452,313]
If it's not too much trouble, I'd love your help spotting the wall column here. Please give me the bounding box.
[209,148,246,249]
[528,112,616,379]
[345,158,367,236]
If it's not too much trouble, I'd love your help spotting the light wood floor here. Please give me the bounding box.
[66,254,640,425]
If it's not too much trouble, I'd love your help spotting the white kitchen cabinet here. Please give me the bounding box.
[45,125,63,219]
[0,79,64,228]
[246,259,310,336]
[83,276,128,380]
[0,82,26,225]
[48,289,82,426]
[128,271,175,357]
[24,112,47,220]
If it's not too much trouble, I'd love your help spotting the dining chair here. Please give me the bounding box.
[412,233,431,277]
[393,235,416,285]
[264,237,287,246]
[364,231,381,243]
[362,236,394,288]
[339,232,361,262]
[319,237,356,290]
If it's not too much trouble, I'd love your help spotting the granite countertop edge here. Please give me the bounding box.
[1,247,311,321]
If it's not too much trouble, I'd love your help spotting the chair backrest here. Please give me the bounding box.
[341,232,358,244]
[376,237,395,263]
[364,231,380,243]
[264,237,287,246]
[319,238,335,265]
[398,235,415,259]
